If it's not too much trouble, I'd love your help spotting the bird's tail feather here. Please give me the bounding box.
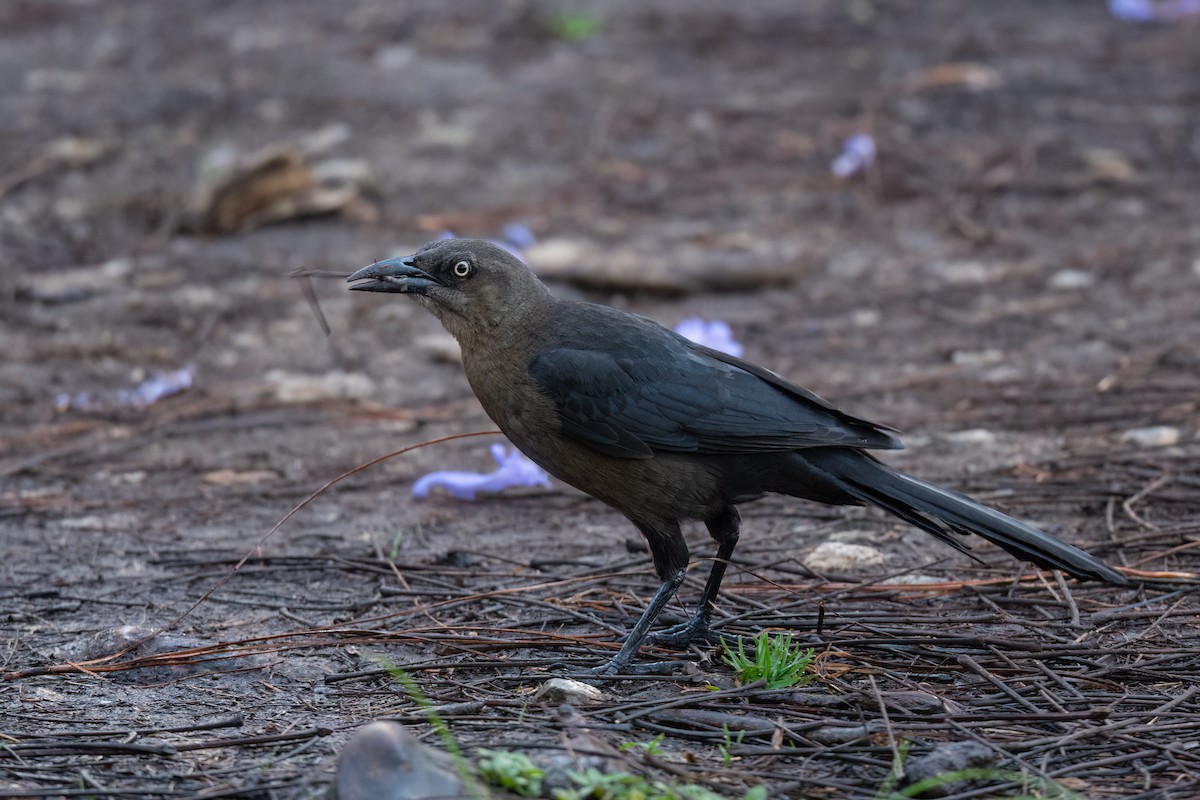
[797,449,1127,584]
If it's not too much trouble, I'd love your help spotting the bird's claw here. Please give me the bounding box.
[647,619,726,650]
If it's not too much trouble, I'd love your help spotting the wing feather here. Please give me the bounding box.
[528,316,902,460]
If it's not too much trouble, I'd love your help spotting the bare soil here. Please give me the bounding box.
[2,2,1198,798]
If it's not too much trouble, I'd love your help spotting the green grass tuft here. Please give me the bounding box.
[550,11,602,40]
[721,630,815,689]
[476,748,544,797]
[553,767,762,799]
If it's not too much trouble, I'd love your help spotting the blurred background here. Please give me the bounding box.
[2,1,1199,798]
[3,1,1197,440]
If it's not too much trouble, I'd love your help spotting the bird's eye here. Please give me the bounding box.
[453,260,472,278]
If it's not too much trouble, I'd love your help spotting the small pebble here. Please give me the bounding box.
[331,721,466,800]
[265,369,375,403]
[1049,269,1095,290]
[951,348,1005,367]
[882,574,947,585]
[927,260,997,285]
[850,308,881,327]
[805,541,885,573]
[533,678,605,706]
[940,428,997,446]
[1121,426,1181,447]
[828,529,881,544]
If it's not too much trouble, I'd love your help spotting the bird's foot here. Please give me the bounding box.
[647,618,727,650]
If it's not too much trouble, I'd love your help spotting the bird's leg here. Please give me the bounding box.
[650,505,740,649]
[589,570,685,675]
[588,520,689,675]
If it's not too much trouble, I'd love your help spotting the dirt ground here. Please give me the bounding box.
[2,1,1199,798]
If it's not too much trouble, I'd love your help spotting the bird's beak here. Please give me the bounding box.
[346,256,439,294]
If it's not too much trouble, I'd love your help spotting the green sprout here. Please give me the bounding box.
[619,733,666,758]
[551,11,602,40]
[872,739,1084,800]
[718,724,746,765]
[477,748,544,797]
[721,630,815,689]
[554,768,762,800]
[882,768,1085,800]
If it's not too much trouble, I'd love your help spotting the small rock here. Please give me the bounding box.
[904,741,996,796]
[533,678,605,706]
[266,370,375,403]
[926,260,999,285]
[805,542,885,573]
[1122,426,1181,448]
[375,44,417,71]
[330,721,467,800]
[940,428,997,446]
[203,469,278,486]
[850,308,881,327]
[1081,147,1135,183]
[881,574,947,585]
[950,348,1005,367]
[981,364,1022,383]
[828,529,881,545]
[1049,269,1094,290]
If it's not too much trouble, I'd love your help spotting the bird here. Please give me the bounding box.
[348,239,1127,674]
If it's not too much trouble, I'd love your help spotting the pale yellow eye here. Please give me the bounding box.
[453,260,472,278]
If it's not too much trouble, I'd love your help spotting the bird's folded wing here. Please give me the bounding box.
[529,344,902,460]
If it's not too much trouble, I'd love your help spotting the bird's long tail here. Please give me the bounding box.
[791,448,1127,584]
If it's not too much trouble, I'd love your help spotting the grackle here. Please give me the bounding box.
[348,239,1127,674]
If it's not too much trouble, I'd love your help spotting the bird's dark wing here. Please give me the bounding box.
[528,320,902,460]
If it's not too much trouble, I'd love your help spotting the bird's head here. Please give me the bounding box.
[347,239,549,340]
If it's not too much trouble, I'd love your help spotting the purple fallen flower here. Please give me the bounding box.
[831,133,876,179]
[54,365,195,412]
[118,365,195,406]
[413,443,551,501]
[434,224,535,261]
[1109,0,1200,20]
[501,222,536,250]
[1109,0,1158,19]
[674,318,744,357]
